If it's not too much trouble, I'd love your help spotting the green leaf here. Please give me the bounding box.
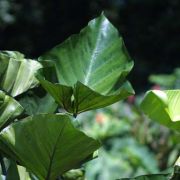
[140,90,180,131]
[0,114,100,180]
[0,90,23,131]
[175,157,180,166]
[149,74,176,88]
[19,92,57,115]
[6,161,31,180]
[38,14,134,115]
[0,51,42,97]
[37,75,133,115]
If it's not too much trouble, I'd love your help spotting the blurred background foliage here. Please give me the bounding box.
[76,70,180,180]
[0,0,180,179]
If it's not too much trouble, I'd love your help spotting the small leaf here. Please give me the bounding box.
[0,114,100,180]
[0,90,23,131]
[140,90,180,131]
[38,14,134,115]
[0,51,42,97]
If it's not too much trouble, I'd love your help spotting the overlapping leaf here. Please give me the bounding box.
[38,14,134,116]
[6,161,31,180]
[0,114,100,180]
[0,90,23,131]
[0,51,42,97]
[19,92,57,115]
[141,90,180,131]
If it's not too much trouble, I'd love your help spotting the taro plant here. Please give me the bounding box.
[0,13,179,180]
[0,14,134,179]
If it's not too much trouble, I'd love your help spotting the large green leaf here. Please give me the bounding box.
[0,90,23,131]
[0,114,100,180]
[140,90,180,131]
[38,14,134,116]
[0,51,42,97]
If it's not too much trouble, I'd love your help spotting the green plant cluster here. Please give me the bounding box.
[0,14,179,180]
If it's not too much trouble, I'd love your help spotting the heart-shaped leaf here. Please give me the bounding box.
[38,14,134,116]
[0,51,42,97]
[0,90,23,131]
[0,114,100,179]
[140,90,180,131]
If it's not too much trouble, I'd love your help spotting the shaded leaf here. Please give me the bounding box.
[140,90,180,131]
[0,51,42,97]
[37,75,133,115]
[19,92,57,115]
[6,161,31,180]
[38,14,134,115]
[0,90,23,131]
[0,114,100,180]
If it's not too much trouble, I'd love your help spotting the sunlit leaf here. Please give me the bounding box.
[141,90,180,131]
[0,90,23,131]
[0,51,42,97]
[38,14,134,116]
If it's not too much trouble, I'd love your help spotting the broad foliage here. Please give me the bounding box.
[0,14,179,180]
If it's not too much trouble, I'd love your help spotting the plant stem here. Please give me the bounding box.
[0,154,6,175]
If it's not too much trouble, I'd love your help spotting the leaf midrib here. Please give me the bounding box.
[45,120,67,180]
[83,25,102,86]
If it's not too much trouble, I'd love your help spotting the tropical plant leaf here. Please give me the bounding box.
[6,161,31,180]
[0,51,42,97]
[38,14,134,116]
[37,75,133,116]
[0,114,100,180]
[19,91,57,115]
[0,90,23,131]
[140,90,180,131]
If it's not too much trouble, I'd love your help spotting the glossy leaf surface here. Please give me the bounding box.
[0,90,23,131]
[38,14,134,115]
[141,90,180,131]
[0,114,100,179]
[0,51,42,97]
